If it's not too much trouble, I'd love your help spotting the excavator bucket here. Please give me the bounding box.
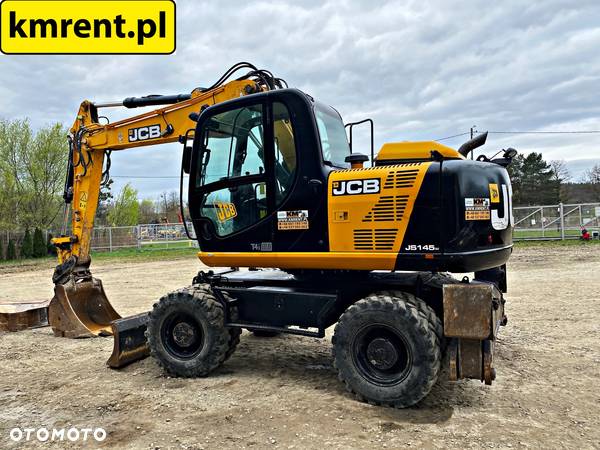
[49,276,150,368]
[49,277,121,338]
[106,313,150,368]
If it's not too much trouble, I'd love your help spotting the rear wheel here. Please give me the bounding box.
[146,285,233,377]
[332,291,441,408]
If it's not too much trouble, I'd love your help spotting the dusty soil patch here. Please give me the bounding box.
[1,246,599,449]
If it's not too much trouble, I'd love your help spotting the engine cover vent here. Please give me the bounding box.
[363,195,409,222]
[383,169,420,189]
[353,229,398,251]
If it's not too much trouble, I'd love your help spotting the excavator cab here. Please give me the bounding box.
[189,89,349,258]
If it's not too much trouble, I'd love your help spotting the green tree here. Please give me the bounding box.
[33,227,46,257]
[507,152,559,205]
[107,183,139,226]
[507,153,524,203]
[139,198,157,224]
[6,239,17,260]
[20,229,33,258]
[47,233,57,256]
[0,119,68,230]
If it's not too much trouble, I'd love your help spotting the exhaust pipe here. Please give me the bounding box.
[458,131,488,157]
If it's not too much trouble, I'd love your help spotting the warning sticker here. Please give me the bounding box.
[465,198,490,221]
[277,210,309,230]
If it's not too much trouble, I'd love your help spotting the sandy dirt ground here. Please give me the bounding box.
[1,245,599,449]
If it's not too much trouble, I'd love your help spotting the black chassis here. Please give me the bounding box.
[192,268,497,338]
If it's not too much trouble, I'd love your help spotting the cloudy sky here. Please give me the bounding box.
[1,0,600,199]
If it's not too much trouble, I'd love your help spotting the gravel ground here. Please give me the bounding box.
[1,244,599,449]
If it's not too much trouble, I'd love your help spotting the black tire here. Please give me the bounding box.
[146,285,232,377]
[332,291,441,408]
[379,289,444,345]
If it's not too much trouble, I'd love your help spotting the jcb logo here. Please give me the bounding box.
[491,183,514,231]
[128,124,161,142]
[332,178,380,196]
[216,202,237,222]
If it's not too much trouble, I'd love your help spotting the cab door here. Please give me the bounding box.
[189,99,274,251]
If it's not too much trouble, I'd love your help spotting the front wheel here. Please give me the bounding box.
[332,292,441,408]
[146,286,233,377]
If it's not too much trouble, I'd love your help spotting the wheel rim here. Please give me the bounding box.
[352,324,412,386]
[161,312,204,359]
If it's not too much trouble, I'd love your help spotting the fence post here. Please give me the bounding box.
[559,203,565,240]
[541,207,545,238]
[109,227,113,252]
[137,226,141,250]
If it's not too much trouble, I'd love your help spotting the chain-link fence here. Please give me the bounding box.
[514,203,600,240]
[0,229,53,259]
[0,223,196,258]
[90,222,197,251]
[3,203,599,257]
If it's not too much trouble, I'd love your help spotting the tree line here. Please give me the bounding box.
[95,183,187,227]
[508,153,600,205]
[0,118,186,259]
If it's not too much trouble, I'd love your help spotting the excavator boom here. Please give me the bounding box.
[49,63,281,366]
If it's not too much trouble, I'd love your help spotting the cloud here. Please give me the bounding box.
[1,0,599,197]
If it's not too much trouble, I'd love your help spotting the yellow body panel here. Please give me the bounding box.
[377,141,463,161]
[328,163,431,255]
[199,251,398,270]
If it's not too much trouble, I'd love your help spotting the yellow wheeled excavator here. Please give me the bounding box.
[51,62,515,408]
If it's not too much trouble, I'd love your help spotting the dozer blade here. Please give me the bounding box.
[49,278,121,338]
[106,313,150,369]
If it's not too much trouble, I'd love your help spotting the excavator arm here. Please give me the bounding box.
[48,63,283,366]
[53,79,259,268]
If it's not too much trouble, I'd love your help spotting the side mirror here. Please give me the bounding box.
[182,145,192,174]
[491,148,518,167]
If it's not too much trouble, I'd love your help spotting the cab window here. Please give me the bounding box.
[194,101,298,238]
[197,104,264,187]
[273,102,297,202]
[200,182,267,237]
[315,102,350,168]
